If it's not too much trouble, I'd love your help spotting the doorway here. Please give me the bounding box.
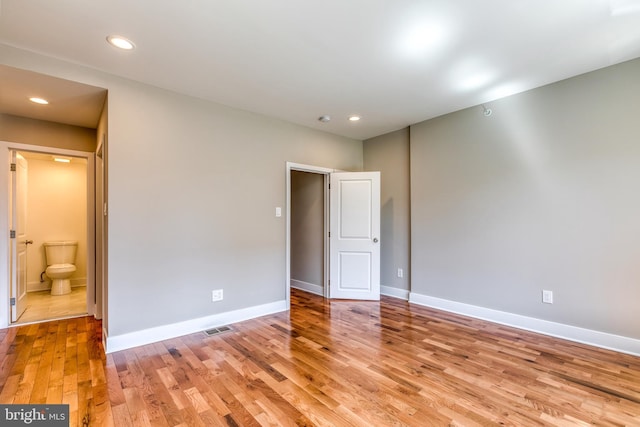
[286,163,332,307]
[286,162,382,305]
[1,143,96,328]
[290,170,327,297]
[14,151,88,323]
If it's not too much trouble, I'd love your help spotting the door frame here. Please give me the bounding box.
[0,141,96,328]
[285,162,334,308]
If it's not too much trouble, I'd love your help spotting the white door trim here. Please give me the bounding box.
[285,162,334,308]
[0,141,96,328]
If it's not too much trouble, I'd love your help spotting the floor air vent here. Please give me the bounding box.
[203,325,233,336]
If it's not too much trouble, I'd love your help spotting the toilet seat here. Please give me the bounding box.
[46,263,77,275]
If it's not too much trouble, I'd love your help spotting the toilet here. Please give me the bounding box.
[44,241,78,296]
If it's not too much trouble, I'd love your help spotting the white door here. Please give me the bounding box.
[10,151,29,322]
[329,171,380,300]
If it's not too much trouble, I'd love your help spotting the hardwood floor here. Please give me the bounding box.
[16,286,87,324]
[0,315,107,426]
[2,288,640,426]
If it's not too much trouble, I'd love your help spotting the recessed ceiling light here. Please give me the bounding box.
[29,97,49,105]
[107,35,135,50]
[348,115,361,122]
[318,115,331,123]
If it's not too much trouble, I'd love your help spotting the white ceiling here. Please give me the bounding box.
[1,0,640,140]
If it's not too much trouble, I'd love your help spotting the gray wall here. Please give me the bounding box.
[0,113,96,152]
[364,128,411,293]
[410,57,640,339]
[290,171,324,291]
[1,44,362,338]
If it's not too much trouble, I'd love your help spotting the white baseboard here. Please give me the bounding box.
[28,278,86,292]
[291,281,410,300]
[291,279,324,296]
[28,281,50,292]
[105,299,288,354]
[409,292,640,357]
[381,285,409,300]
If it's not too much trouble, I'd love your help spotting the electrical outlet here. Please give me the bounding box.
[212,289,224,302]
[542,290,553,304]
[397,268,404,278]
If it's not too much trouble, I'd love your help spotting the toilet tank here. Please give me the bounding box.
[44,241,78,265]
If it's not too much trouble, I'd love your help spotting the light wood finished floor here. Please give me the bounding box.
[2,289,640,426]
[0,315,106,426]
[17,286,87,324]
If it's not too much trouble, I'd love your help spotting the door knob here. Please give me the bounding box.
[25,240,34,245]
[373,238,379,243]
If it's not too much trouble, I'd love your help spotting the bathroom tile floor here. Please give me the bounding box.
[16,286,87,324]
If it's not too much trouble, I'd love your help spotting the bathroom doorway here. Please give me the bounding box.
[8,149,91,324]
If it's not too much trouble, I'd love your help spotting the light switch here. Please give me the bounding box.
[275,207,282,217]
